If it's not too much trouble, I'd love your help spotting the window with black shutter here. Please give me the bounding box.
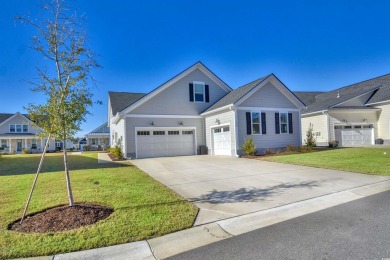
[275,113,280,134]
[261,112,266,134]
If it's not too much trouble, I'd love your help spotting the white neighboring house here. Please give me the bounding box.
[108,62,305,159]
[0,112,55,153]
[295,73,390,146]
[85,122,110,150]
[54,139,77,151]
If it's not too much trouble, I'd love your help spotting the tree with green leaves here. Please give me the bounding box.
[18,0,99,222]
[304,123,317,149]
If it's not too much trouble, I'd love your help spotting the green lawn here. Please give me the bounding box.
[261,147,390,175]
[0,152,197,259]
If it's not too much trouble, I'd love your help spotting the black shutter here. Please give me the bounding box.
[205,85,209,102]
[189,83,194,102]
[288,113,293,134]
[261,112,266,134]
[246,112,252,135]
[275,113,280,134]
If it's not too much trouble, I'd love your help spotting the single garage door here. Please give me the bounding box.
[334,125,374,146]
[136,129,195,158]
[212,125,231,155]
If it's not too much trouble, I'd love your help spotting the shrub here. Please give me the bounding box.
[113,141,123,159]
[22,149,29,154]
[286,145,298,152]
[241,138,256,156]
[304,123,316,149]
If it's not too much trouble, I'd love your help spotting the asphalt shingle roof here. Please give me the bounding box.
[86,122,110,135]
[293,92,324,106]
[302,73,390,114]
[109,92,147,115]
[0,113,30,124]
[203,75,271,113]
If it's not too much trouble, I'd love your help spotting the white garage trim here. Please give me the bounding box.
[134,126,197,159]
[210,123,231,155]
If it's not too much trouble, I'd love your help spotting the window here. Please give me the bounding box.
[91,138,97,145]
[334,125,343,129]
[344,126,352,129]
[214,128,221,133]
[252,112,261,134]
[9,124,28,133]
[153,131,165,135]
[315,132,321,136]
[222,126,230,132]
[183,130,194,135]
[354,125,362,129]
[1,140,6,148]
[168,131,179,135]
[280,113,288,134]
[16,125,22,132]
[194,82,205,102]
[137,131,150,135]
[23,125,28,132]
[10,125,15,132]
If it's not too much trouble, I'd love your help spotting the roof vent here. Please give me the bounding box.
[337,91,340,98]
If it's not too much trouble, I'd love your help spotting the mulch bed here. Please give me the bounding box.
[9,204,113,233]
[107,153,125,161]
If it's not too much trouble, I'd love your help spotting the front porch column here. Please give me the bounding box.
[9,139,12,153]
[25,139,27,151]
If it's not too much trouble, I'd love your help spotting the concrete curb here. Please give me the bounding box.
[19,179,390,260]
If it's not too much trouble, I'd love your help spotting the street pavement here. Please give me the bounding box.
[169,190,390,260]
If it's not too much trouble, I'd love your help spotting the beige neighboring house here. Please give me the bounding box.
[85,122,110,150]
[295,73,390,146]
[0,112,55,153]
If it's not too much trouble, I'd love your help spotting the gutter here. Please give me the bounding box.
[230,106,240,157]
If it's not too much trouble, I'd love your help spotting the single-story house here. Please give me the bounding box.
[85,122,110,150]
[0,112,55,153]
[108,62,305,159]
[295,73,390,146]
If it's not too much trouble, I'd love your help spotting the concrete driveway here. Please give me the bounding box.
[131,155,390,225]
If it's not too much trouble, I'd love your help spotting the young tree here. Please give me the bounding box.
[18,0,99,221]
[304,123,317,149]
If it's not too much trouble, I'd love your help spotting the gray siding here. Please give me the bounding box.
[204,110,236,155]
[131,69,230,115]
[240,82,296,108]
[0,114,41,135]
[237,110,301,154]
[125,117,205,158]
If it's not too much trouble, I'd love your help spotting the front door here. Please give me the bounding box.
[17,139,22,152]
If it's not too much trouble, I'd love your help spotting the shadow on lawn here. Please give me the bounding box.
[190,180,319,204]
[0,153,132,176]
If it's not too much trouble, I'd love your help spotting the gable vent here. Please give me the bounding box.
[337,91,340,98]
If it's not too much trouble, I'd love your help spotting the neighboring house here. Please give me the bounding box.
[85,122,110,150]
[295,73,390,146]
[78,138,87,151]
[108,62,305,159]
[0,112,55,153]
[55,139,77,151]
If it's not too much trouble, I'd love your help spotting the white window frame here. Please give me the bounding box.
[9,124,15,133]
[9,124,28,133]
[279,112,289,134]
[251,112,262,135]
[193,81,205,103]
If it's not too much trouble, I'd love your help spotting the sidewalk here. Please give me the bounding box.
[97,152,113,164]
[22,179,390,260]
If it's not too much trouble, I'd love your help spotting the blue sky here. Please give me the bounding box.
[1,0,390,136]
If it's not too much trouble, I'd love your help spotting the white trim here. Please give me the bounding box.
[233,109,239,157]
[201,105,234,116]
[366,100,390,106]
[330,87,380,108]
[298,110,302,146]
[209,123,231,156]
[250,111,262,135]
[279,112,289,134]
[236,107,300,112]
[134,126,197,159]
[120,62,232,115]
[125,114,203,119]
[302,110,328,117]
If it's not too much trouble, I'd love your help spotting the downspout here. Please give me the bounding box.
[230,106,239,157]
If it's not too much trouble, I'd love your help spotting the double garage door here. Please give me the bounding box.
[136,128,195,158]
[334,125,374,146]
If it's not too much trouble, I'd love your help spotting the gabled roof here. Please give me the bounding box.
[108,92,147,115]
[293,91,324,106]
[118,61,232,115]
[302,73,390,115]
[86,122,110,136]
[0,112,31,126]
[202,74,305,114]
[203,75,270,113]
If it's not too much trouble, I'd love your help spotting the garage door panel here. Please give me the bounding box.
[335,126,373,146]
[136,129,195,158]
[213,126,231,155]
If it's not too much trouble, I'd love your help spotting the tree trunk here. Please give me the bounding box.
[20,134,52,224]
[63,140,74,206]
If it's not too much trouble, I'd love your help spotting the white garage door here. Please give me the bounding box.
[334,125,374,146]
[212,126,231,155]
[136,129,195,158]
